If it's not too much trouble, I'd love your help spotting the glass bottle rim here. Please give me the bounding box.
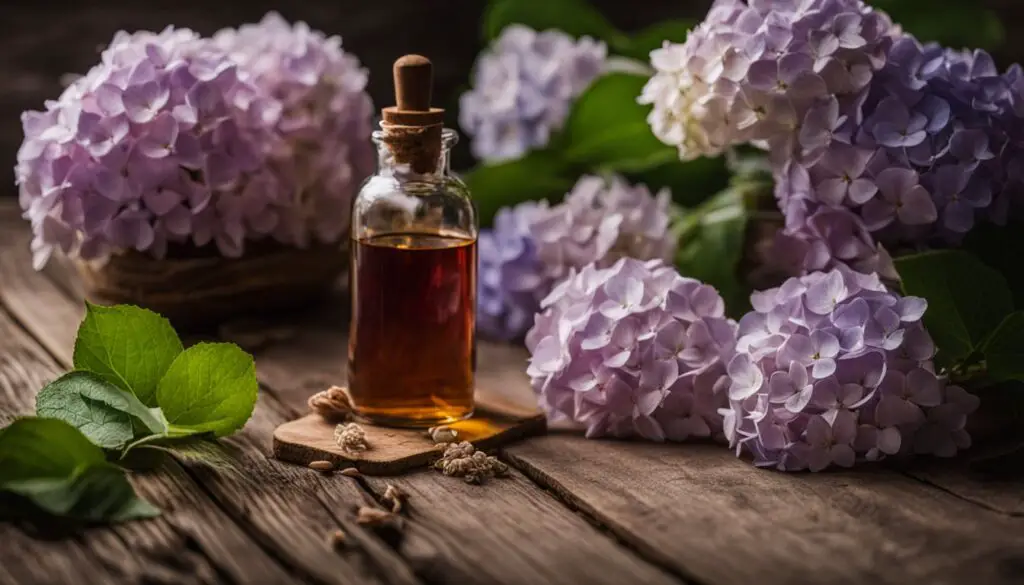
[372,127,458,148]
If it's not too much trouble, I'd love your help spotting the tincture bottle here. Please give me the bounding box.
[347,55,477,427]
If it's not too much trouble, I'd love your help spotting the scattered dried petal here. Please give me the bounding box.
[310,386,354,421]
[334,422,370,453]
[308,460,334,472]
[382,484,408,514]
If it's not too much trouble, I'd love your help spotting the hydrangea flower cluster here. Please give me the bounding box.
[213,12,375,245]
[722,267,979,471]
[525,257,737,441]
[772,35,1024,273]
[639,0,894,161]
[16,16,373,269]
[478,175,675,341]
[459,25,607,163]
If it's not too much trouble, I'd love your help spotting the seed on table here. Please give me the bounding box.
[327,529,346,549]
[309,460,334,472]
[340,467,361,477]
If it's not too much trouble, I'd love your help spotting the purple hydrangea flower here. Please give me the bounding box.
[459,25,607,162]
[478,175,676,341]
[16,16,373,270]
[639,0,894,161]
[722,267,979,471]
[525,257,737,442]
[213,12,376,246]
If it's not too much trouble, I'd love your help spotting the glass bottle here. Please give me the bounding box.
[347,55,478,427]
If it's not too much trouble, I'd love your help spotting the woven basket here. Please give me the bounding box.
[74,240,347,332]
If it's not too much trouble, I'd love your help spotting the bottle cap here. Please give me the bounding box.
[382,54,445,127]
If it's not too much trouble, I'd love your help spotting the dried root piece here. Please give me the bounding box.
[382,484,408,514]
[327,529,346,549]
[427,425,459,444]
[309,386,354,421]
[433,441,509,484]
[334,423,370,453]
[309,460,334,472]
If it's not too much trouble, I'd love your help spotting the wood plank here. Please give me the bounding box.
[504,435,1024,585]
[0,307,302,585]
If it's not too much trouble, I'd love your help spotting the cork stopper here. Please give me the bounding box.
[380,55,445,173]
[382,54,445,127]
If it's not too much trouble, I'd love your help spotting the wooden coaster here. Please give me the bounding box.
[272,387,546,475]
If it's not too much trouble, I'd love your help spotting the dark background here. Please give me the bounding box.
[2,0,1023,198]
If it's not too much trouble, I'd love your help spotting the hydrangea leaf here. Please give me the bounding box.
[73,303,184,407]
[155,343,257,437]
[874,0,1004,50]
[982,312,1024,382]
[562,73,672,172]
[962,224,1024,309]
[483,0,626,47]
[673,182,755,317]
[463,151,576,227]
[0,418,159,523]
[617,19,696,61]
[895,250,1014,365]
[36,371,169,450]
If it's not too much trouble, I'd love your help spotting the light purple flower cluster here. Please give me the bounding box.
[526,257,737,441]
[722,267,979,471]
[772,35,1024,273]
[16,16,373,269]
[478,174,675,341]
[639,0,894,161]
[213,12,375,245]
[459,25,607,163]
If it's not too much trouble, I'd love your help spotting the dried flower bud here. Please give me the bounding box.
[334,423,370,453]
[308,460,334,472]
[310,386,354,421]
[433,441,508,484]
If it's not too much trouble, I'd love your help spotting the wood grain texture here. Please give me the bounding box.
[0,306,303,585]
[505,435,1024,585]
[273,410,546,475]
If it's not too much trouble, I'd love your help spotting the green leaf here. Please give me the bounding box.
[73,303,184,407]
[673,183,752,315]
[0,418,158,523]
[616,19,696,61]
[962,223,1024,309]
[483,0,626,47]
[561,73,671,172]
[462,151,576,227]
[895,250,1014,365]
[156,343,258,437]
[983,312,1024,382]
[36,371,169,450]
[626,155,731,209]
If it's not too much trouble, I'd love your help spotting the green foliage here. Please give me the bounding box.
[73,303,183,407]
[156,343,257,438]
[0,418,159,524]
[463,151,576,226]
[468,1,728,227]
[874,0,1004,50]
[36,371,167,450]
[3,303,260,526]
[983,312,1024,383]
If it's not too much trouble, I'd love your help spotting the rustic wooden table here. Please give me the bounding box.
[1,199,1022,585]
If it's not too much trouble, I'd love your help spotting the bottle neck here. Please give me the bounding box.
[373,127,457,179]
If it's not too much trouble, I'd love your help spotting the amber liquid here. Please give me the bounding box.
[347,233,477,426]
